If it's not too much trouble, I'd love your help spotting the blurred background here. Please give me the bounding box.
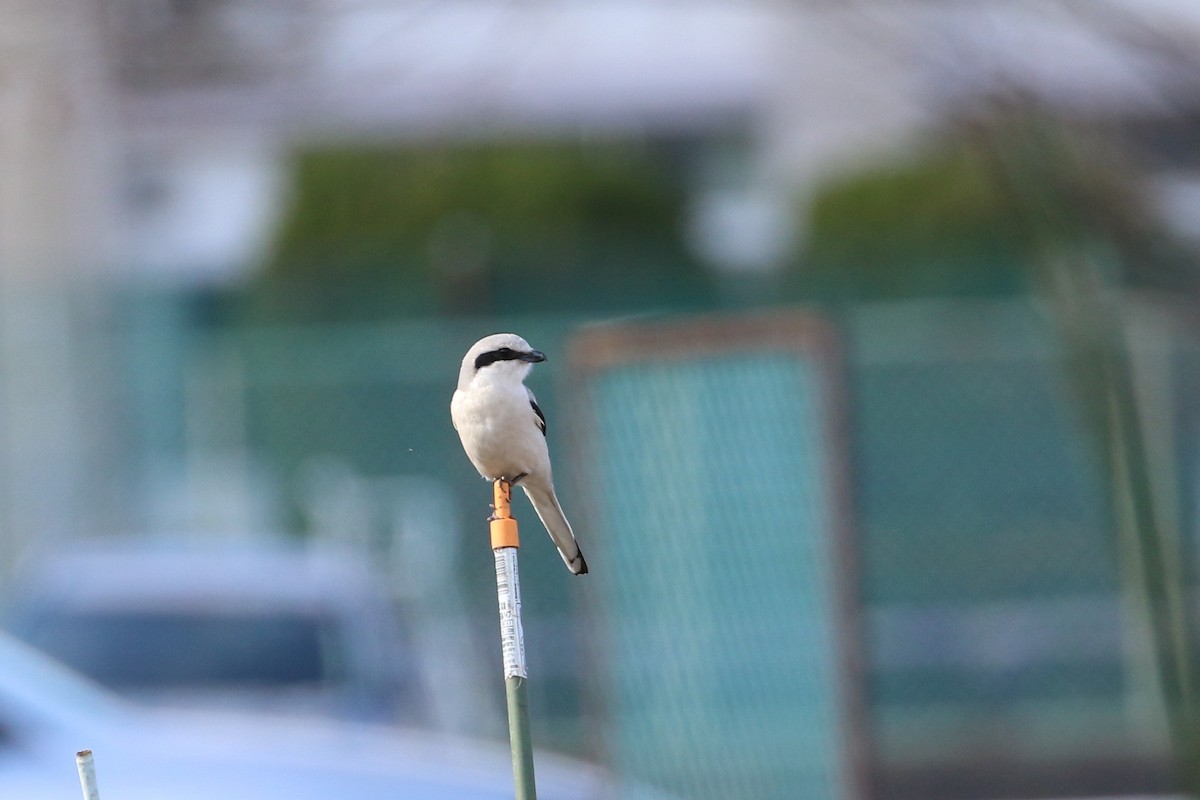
[2,1,1200,798]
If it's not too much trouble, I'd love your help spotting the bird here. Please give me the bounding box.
[451,333,588,575]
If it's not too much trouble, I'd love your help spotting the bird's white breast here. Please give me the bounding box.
[451,372,548,481]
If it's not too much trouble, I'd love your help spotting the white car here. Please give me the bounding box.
[0,630,623,799]
[3,537,419,723]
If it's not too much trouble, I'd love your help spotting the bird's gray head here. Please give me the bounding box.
[461,333,546,379]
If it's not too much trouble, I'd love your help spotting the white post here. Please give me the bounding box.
[75,749,100,800]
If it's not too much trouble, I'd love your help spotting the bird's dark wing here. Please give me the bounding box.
[527,388,547,437]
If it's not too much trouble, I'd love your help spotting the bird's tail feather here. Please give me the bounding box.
[523,482,588,575]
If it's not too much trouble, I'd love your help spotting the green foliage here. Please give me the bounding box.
[253,141,712,320]
[797,142,1033,299]
[796,116,1194,302]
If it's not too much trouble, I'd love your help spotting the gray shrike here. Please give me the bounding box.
[451,333,588,575]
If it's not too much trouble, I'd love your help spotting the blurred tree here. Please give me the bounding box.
[797,142,1029,299]
[794,115,1197,302]
[243,141,714,321]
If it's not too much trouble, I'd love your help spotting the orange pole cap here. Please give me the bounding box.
[490,479,520,549]
[491,516,520,549]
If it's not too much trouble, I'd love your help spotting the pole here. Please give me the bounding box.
[75,749,100,800]
[491,479,537,800]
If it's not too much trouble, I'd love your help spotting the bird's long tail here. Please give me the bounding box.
[522,481,588,575]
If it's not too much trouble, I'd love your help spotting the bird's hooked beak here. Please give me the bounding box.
[522,349,547,363]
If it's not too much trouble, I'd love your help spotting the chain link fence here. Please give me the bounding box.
[568,313,863,800]
[121,296,1199,798]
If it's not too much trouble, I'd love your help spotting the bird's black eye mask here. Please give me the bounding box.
[475,346,546,370]
[474,347,519,369]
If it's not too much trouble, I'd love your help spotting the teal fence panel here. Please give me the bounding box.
[572,315,862,800]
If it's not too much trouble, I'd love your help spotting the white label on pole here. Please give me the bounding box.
[494,547,527,679]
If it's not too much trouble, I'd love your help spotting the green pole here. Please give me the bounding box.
[492,480,537,800]
[506,672,536,795]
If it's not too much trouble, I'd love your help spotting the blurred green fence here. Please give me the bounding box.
[846,301,1180,798]
[136,295,1199,798]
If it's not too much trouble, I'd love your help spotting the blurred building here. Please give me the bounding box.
[98,0,1200,283]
